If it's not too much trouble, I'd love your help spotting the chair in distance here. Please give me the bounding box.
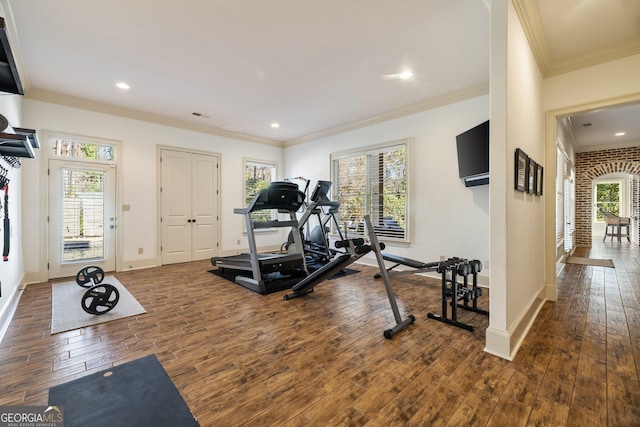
[600,209,631,243]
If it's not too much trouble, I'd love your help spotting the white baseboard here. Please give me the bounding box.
[484,285,546,360]
[0,279,26,345]
[120,256,162,271]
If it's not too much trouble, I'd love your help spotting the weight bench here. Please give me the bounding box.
[374,253,440,279]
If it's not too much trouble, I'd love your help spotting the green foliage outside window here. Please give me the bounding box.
[595,182,620,221]
[245,161,276,223]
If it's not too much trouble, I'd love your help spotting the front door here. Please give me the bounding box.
[48,160,117,278]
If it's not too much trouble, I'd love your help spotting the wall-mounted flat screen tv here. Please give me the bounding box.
[456,120,489,187]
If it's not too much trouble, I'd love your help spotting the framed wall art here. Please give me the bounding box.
[536,163,544,195]
[527,158,537,194]
[514,148,527,192]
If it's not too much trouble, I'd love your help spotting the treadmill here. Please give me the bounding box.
[211,181,308,294]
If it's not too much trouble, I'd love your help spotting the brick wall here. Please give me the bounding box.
[575,147,640,246]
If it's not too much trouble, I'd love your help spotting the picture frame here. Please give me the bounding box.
[536,164,544,195]
[527,158,537,194]
[514,148,528,192]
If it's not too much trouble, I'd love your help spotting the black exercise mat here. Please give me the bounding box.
[48,354,199,427]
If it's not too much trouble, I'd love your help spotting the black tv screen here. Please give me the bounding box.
[456,120,489,180]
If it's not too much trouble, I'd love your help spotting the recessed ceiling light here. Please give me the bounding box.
[383,70,413,80]
[271,122,280,128]
[115,82,130,90]
[615,132,626,136]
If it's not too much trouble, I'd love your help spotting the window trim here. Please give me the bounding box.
[330,138,410,242]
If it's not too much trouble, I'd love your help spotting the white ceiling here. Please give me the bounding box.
[3,0,640,147]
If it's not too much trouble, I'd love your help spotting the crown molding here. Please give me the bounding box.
[283,83,490,147]
[512,0,550,77]
[24,88,283,147]
[513,0,640,79]
[543,43,640,78]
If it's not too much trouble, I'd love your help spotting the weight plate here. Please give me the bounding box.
[75,266,105,288]
[81,284,119,315]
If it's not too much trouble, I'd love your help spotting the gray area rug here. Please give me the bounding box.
[565,256,615,268]
[51,276,146,334]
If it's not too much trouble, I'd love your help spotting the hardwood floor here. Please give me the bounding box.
[1,240,639,426]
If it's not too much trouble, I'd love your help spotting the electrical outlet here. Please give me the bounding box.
[237,239,241,245]
[138,247,143,254]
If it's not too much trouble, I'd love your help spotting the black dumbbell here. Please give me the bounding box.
[457,263,471,276]
[469,260,483,274]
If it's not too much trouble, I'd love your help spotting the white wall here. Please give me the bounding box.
[486,0,546,360]
[284,94,490,275]
[21,99,285,281]
[0,93,24,340]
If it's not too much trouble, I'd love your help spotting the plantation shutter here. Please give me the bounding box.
[366,144,406,239]
[555,147,564,246]
[333,141,407,241]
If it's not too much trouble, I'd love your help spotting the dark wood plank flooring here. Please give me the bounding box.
[1,240,639,425]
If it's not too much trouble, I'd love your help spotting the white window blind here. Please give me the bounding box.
[332,142,407,241]
[555,146,564,245]
[62,168,106,262]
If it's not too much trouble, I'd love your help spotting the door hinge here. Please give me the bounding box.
[160,245,162,252]
[217,242,219,247]
[47,263,50,270]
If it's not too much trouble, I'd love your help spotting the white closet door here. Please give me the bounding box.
[190,153,218,260]
[161,149,218,264]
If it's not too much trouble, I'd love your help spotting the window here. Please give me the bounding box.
[244,159,277,223]
[51,139,115,162]
[332,141,408,240]
[594,180,622,221]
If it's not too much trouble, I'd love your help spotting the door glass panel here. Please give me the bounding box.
[61,167,106,263]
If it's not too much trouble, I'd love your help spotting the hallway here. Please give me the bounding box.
[517,238,640,425]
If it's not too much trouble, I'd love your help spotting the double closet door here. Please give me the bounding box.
[160,149,219,265]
